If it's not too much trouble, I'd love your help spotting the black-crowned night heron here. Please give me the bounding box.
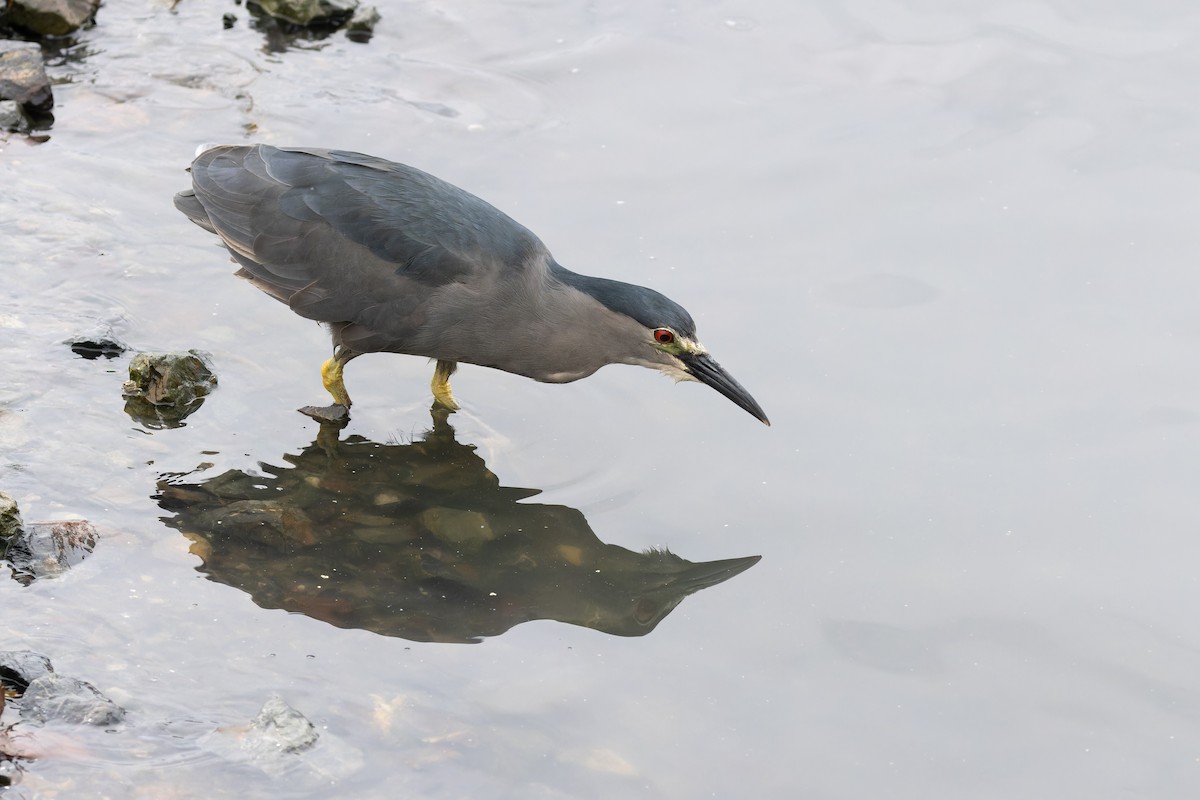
[174,144,769,425]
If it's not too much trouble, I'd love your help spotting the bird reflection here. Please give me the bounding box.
[155,411,759,644]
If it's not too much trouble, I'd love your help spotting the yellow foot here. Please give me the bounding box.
[432,359,460,411]
[321,355,353,407]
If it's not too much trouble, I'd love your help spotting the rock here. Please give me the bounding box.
[345,4,379,42]
[250,0,358,27]
[202,694,362,781]
[21,673,125,726]
[0,492,21,541]
[298,403,349,425]
[2,520,97,585]
[122,350,217,428]
[0,41,52,115]
[3,0,101,37]
[0,650,54,691]
[0,100,32,133]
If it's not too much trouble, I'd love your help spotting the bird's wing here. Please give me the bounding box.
[178,145,552,350]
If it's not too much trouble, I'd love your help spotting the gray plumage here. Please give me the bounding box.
[174,144,767,423]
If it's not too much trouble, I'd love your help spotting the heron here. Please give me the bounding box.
[174,144,768,425]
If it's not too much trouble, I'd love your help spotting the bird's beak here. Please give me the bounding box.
[681,352,770,425]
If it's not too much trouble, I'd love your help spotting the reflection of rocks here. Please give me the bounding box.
[158,414,760,643]
[121,350,217,429]
[0,41,53,132]
[2,519,97,586]
[2,0,100,37]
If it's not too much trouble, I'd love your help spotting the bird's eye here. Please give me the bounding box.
[653,329,675,345]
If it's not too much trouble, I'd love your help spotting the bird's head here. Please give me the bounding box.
[553,265,769,425]
[635,320,770,426]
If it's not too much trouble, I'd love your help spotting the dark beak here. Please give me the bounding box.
[682,352,770,425]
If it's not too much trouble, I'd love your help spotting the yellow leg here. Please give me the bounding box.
[431,359,460,411]
[321,354,353,407]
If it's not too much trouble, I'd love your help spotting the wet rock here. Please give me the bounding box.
[0,41,52,115]
[299,403,349,426]
[0,100,32,133]
[122,350,217,428]
[3,0,101,37]
[3,519,97,585]
[250,0,359,27]
[0,650,54,691]
[345,4,380,42]
[21,673,125,726]
[0,491,21,541]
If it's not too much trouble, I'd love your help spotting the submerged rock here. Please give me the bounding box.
[2,519,98,585]
[65,330,130,360]
[0,41,53,116]
[21,673,125,726]
[203,694,362,781]
[122,350,217,428]
[0,650,54,691]
[3,0,101,37]
[244,695,319,755]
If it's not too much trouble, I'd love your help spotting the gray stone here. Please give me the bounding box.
[0,41,52,114]
[4,0,101,37]
[243,694,319,755]
[0,650,54,690]
[21,673,125,726]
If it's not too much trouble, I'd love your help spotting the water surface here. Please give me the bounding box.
[3,1,1200,797]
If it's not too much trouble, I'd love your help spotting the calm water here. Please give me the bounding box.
[3,1,1200,797]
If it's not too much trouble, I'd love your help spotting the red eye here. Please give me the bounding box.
[653,329,675,345]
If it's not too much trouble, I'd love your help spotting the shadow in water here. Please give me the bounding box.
[156,410,760,644]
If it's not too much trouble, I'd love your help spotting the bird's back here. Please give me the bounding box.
[174,144,552,354]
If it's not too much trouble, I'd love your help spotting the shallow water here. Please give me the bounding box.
[3,0,1200,797]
